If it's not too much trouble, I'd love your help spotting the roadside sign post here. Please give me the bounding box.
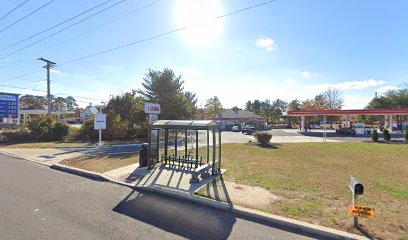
[144,102,160,125]
[94,114,106,148]
[0,92,20,124]
[144,102,160,170]
[148,114,158,125]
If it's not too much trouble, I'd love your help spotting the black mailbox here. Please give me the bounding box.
[349,176,364,195]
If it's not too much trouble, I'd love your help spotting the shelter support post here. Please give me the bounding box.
[301,115,305,131]
[212,130,216,175]
[156,129,160,164]
[195,130,198,161]
[164,129,168,157]
[218,129,222,172]
[206,129,209,163]
[175,130,178,157]
[184,129,188,157]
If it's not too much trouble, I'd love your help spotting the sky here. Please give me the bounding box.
[0,0,407,109]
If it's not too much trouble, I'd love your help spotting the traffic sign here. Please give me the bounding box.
[0,92,19,118]
[348,205,375,220]
[149,114,158,125]
[144,102,161,114]
[94,114,106,130]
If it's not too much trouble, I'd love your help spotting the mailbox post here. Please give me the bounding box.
[349,176,364,227]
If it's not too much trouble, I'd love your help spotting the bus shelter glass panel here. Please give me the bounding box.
[207,130,214,165]
[186,130,196,158]
[215,130,221,171]
[158,129,165,162]
[197,130,207,163]
[167,129,176,156]
[150,129,159,164]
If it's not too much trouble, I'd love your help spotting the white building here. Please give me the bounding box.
[80,105,99,122]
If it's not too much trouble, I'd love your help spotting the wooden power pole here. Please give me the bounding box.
[38,57,56,116]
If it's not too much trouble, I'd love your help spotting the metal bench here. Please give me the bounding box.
[190,163,213,183]
[161,154,202,170]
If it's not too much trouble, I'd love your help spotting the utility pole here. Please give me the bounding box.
[38,57,56,116]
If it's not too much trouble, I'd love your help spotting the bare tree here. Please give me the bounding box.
[323,87,343,110]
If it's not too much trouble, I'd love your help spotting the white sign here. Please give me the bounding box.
[149,114,158,125]
[94,114,106,130]
[144,102,161,114]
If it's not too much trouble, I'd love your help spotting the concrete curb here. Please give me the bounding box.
[231,205,366,240]
[143,186,232,211]
[50,164,108,181]
[0,149,52,167]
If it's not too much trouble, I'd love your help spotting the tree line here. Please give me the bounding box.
[19,95,78,111]
[13,67,407,142]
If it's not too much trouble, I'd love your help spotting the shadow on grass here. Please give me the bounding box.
[194,176,327,239]
[356,225,376,239]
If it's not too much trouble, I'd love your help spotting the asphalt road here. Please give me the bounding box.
[0,154,326,240]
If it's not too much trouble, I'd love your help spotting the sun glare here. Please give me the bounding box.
[174,0,224,46]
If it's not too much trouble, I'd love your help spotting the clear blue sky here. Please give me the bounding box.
[0,0,407,109]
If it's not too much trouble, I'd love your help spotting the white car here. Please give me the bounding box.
[231,126,240,132]
[363,126,372,134]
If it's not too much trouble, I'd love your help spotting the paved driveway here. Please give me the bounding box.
[221,129,406,143]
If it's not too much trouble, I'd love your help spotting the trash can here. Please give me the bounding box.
[139,144,148,167]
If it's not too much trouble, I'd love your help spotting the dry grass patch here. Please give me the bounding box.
[220,142,408,240]
[60,153,138,173]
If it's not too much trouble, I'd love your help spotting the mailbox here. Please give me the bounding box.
[349,176,364,195]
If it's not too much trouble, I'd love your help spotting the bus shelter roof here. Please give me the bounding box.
[151,120,220,130]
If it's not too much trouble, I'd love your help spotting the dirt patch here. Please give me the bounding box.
[196,178,278,210]
[60,154,138,173]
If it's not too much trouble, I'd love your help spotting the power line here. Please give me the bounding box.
[0,0,129,60]
[0,0,56,34]
[60,0,279,66]
[0,0,32,22]
[0,0,116,52]
[0,82,105,102]
[1,0,278,83]
[0,0,161,67]
[57,66,134,88]
[0,69,42,83]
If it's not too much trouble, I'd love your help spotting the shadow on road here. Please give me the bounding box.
[113,189,236,240]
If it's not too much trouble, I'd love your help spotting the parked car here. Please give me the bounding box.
[335,128,356,135]
[242,127,257,135]
[363,126,372,134]
[231,126,240,132]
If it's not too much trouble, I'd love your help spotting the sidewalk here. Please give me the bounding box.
[0,148,87,165]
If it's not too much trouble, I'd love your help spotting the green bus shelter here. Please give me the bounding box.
[148,120,222,182]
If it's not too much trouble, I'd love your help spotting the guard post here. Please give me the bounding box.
[349,176,364,227]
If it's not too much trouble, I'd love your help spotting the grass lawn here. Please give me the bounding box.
[220,142,408,240]
[60,153,138,173]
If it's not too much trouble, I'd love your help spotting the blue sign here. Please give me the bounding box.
[0,92,19,118]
